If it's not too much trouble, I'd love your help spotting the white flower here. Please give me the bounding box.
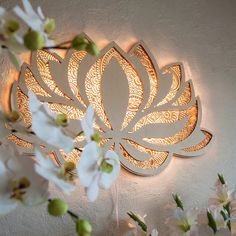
[13,0,54,47]
[78,141,120,202]
[166,208,197,236]
[28,90,74,153]
[175,208,197,235]
[0,143,48,215]
[216,185,235,205]
[0,7,24,50]
[207,206,227,230]
[0,108,30,141]
[0,7,25,69]
[209,179,236,207]
[80,105,95,143]
[34,147,76,194]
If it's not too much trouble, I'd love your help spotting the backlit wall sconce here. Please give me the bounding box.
[9,39,212,176]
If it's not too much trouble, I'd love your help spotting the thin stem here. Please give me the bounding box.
[1,42,72,51]
[67,210,79,223]
[42,46,71,50]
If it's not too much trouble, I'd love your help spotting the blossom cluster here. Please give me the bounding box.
[127,174,236,236]
[0,1,118,235]
[0,0,99,70]
[0,90,120,235]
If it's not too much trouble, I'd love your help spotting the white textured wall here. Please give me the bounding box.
[0,0,236,235]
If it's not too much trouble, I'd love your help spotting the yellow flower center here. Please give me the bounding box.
[10,177,31,201]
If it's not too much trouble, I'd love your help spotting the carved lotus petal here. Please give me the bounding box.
[9,37,212,176]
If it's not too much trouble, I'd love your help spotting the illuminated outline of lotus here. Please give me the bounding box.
[9,37,212,176]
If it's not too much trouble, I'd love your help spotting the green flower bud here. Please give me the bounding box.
[91,132,102,143]
[127,212,147,233]
[86,42,99,56]
[24,30,45,51]
[48,198,68,217]
[100,159,113,173]
[5,110,20,122]
[72,36,89,51]
[44,18,55,35]
[218,173,225,185]
[55,113,68,126]
[4,19,20,34]
[76,219,92,236]
[207,210,217,234]
[172,193,184,210]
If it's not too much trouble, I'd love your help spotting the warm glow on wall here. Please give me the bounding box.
[9,39,212,176]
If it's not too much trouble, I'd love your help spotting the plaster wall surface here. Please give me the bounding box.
[0,0,236,235]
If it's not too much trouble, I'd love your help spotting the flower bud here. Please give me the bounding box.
[4,19,19,34]
[86,42,99,56]
[48,198,68,217]
[218,173,225,185]
[44,18,55,35]
[24,30,45,51]
[55,113,68,126]
[76,219,92,236]
[72,36,89,51]
[172,193,184,210]
[207,210,217,234]
[91,132,102,143]
[5,110,20,122]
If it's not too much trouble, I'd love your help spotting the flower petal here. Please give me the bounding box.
[29,91,74,152]
[0,195,18,215]
[22,0,37,17]
[86,175,99,202]
[80,105,94,142]
[16,153,49,205]
[7,50,22,70]
[28,90,41,112]
[0,162,10,192]
[99,150,120,189]
[34,148,74,194]
[53,177,75,194]
[36,6,44,20]
[13,0,43,32]
[34,148,55,170]
[78,141,99,187]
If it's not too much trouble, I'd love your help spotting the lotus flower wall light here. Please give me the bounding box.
[8,38,212,176]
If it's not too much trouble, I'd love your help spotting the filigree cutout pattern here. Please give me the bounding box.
[10,39,212,176]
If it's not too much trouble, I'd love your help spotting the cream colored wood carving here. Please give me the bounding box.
[9,39,212,176]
